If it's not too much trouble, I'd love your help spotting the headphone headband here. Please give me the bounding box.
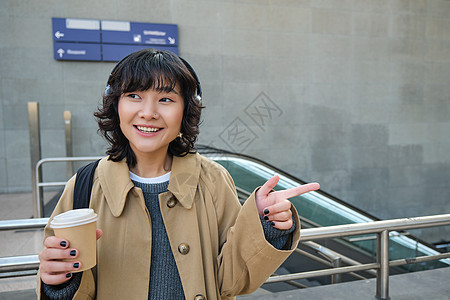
[178,56,202,103]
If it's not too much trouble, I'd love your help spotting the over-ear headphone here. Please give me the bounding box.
[104,50,202,104]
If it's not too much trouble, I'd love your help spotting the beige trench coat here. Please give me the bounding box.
[37,153,300,300]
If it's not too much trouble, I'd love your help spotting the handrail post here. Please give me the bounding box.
[28,102,43,218]
[331,257,342,284]
[64,111,74,178]
[376,230,390,300]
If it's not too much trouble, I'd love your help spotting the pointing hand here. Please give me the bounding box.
[255,175,320,230]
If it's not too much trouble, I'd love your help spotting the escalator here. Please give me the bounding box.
[198,145,450,291]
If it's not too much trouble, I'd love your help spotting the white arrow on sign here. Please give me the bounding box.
[55,31,65,39]
[168,37,175,44]
[57,48,65,58]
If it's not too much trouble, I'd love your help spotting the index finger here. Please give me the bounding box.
[272,182,320,200]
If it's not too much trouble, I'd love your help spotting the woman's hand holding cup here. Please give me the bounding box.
[39,229,103,285]
[39,209,101,285]
[39,229,102,285]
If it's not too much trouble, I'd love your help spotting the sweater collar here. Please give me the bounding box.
[98,153,201,217]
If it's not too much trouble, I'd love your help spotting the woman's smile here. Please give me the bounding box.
[135,125,163,134]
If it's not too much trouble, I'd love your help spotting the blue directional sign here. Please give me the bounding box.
[101,20,178,46]
[103,44,179,62]
[53,42,101,61]
[52,18,100,43]
[51,17,178,62]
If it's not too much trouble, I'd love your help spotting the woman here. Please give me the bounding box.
[37,48,320,299]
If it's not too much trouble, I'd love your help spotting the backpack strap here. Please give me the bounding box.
[73,159,100,209]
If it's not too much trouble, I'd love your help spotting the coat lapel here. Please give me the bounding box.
[168,153,201,209]
[97,157,135,217]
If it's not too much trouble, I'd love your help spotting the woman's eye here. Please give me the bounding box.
[126,93,140,99]
[160,98,173,103]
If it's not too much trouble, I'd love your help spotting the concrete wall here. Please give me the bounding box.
[1,0,449,243]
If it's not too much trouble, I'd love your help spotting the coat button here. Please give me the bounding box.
[167,198,177,208]
[194,294,205,300]
[178,243,190,255]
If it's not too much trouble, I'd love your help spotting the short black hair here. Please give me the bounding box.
[94,48,203,167]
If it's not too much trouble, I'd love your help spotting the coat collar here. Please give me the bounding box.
[98,153,201,217]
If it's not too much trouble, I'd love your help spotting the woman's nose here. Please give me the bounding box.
[138,102,159,120]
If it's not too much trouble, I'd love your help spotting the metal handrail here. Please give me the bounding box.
[1,214,449,299]
[0,218,48,277]
[0,218,49,231]
[267,214,450,299]
[35,156,103,218]
[0,255,40,274]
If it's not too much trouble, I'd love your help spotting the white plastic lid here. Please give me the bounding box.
[50,208,98,229]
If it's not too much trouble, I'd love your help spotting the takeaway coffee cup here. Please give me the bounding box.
[50,208,98,272]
